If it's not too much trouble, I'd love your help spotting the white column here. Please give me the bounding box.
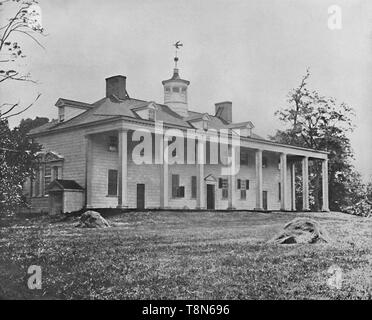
[255,149,263,210]
[302,156,310,211]
[85,135,93,208]
[197,139,206,209]
[118,130,128,208]
[322,159,329,211]
[160,134,169,208]
[291,162,296,211]
[228,145,237,209]
[280,153,288,211]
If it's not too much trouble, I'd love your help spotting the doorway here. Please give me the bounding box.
[137,184,145,209]
[207,184,215,210]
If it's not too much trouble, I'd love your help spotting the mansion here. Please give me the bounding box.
[26,57,329,214]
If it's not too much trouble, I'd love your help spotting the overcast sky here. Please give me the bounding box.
[1,0,371,181]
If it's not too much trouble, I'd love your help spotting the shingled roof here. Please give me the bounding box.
[29,93,264,139]
[46,179,84,191]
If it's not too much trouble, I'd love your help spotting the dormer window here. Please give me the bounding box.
[148,108,155,121]
[108,136,118,152]
[202,114,210,130]
[172,87,180,93]
[181,87,186,93]
[58,107,65,122]
[165,87,170,92]
[203,119,209,130]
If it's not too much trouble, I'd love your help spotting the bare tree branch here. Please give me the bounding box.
[1,93,41,120]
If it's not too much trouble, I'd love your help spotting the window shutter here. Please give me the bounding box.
[237,179,241,189]
[218,178,223,189]
[246,180,250,190]
[108,169,118,196]
[191,176,197,198]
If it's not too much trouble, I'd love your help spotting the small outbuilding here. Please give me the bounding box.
[46,179,84,214]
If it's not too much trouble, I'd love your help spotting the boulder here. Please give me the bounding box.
[269,217,328,244]
[76,211,110,228]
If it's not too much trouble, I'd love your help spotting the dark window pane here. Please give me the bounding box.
[172,174,179,198]
[241,189,246,200]
[191,176,197,198]
[108,169,118,196]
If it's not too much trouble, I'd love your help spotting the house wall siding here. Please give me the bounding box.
[32,127,294,212]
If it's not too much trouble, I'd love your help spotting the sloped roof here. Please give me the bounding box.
[29,94,263,138]
[55,98,93,109]
[46,179,84,191]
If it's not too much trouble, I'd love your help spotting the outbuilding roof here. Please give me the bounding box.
[46,179,84,191]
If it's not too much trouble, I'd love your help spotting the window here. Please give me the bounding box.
[278,182,281,201]
[52,166,59,180]
[262,157,268,168]
[109,136,118,152]
[221,178,228,199]
[58,107,65,122]
[222,188,228,199]
[181,87,186,93]
[172,87,180,93]
[177,186,185,198]
[246,180,250,190]
[218,178,223,189]
[172,174,180,198]
[203,120,208,130]
[191,176,197,199]
[241,189,247,200]
[240,152,249,165]
[108,169,118,196]
[237,179,241,189]
[165,87,170,92]
[44,164,51,192]
[148,108,155,121]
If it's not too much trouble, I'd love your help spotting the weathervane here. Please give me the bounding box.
[173,41,183,68]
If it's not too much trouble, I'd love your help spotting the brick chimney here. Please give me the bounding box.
[215,101,232,124]
[105,75,128,100]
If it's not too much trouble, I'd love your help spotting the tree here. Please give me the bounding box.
[0,0,46,215]
[271,70,360,212]
[0,0,45,120]
[0,117,44,214]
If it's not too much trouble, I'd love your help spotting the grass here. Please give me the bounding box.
[0,210,371,300]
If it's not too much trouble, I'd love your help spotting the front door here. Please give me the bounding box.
[263,191,268,210]
[49,192,63,215]
[207,184,215,210]
[137,184,145,209]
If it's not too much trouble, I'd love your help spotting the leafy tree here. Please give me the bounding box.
[0,117,44,214]
[271,69,359,212]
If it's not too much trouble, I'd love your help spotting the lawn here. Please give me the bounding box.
[0,210,371,300]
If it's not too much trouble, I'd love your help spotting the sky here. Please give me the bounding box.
[1,0,372,181]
